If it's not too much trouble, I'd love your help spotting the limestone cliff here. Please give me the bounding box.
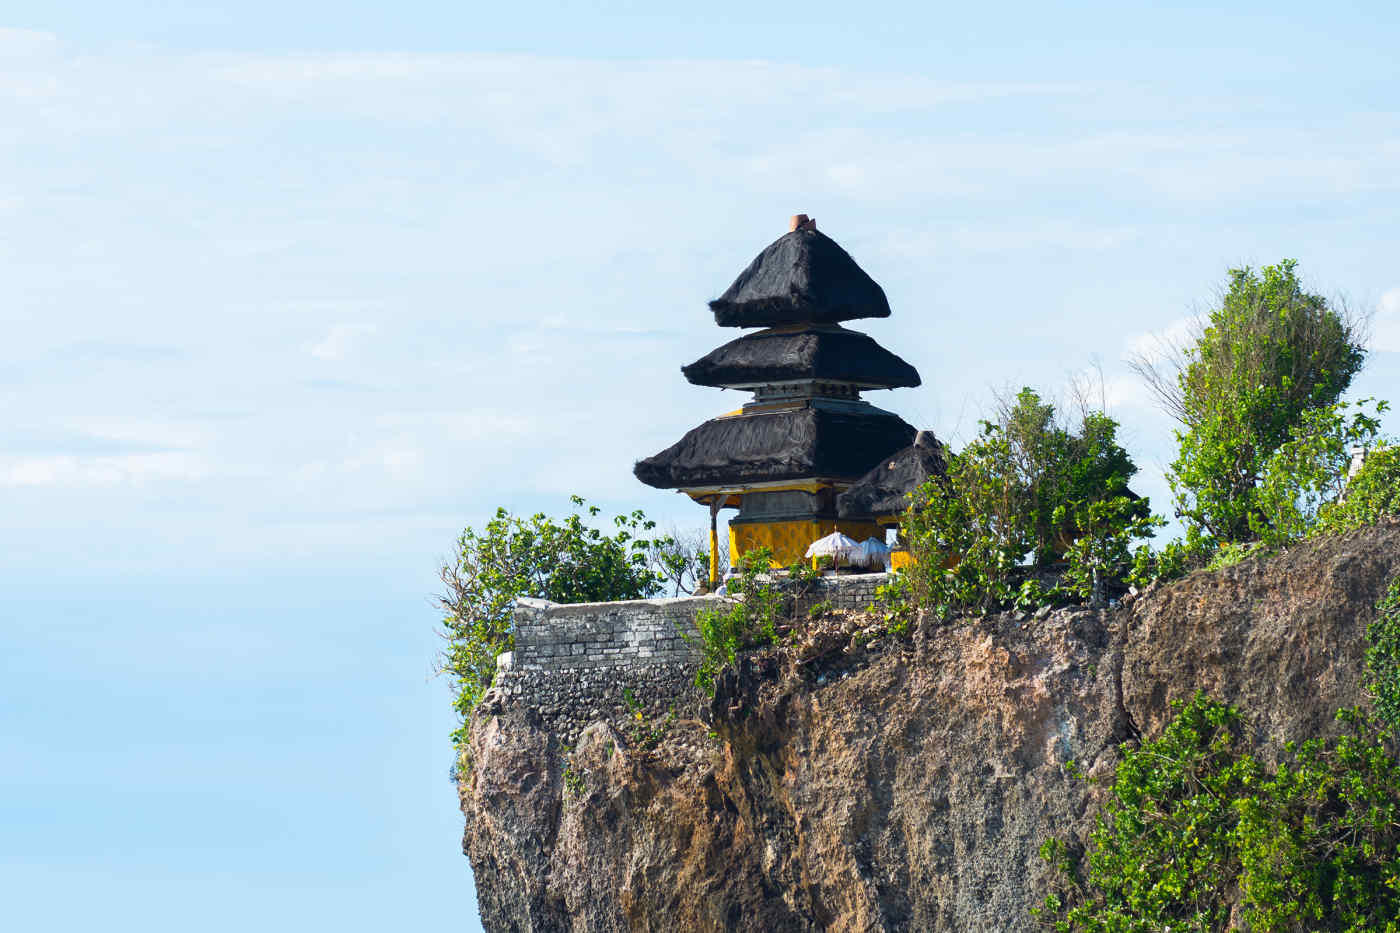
[459,524,1400,932]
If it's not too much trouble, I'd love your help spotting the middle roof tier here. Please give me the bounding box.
[681,324,921,390]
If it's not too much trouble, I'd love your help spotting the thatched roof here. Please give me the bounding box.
[634,406,915,490]
[682,325,920,389]
[836,431,947,519]
[709,227,892,328]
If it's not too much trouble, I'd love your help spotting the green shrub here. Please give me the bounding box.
[1367,576,1400,733]
[1163,261,1366,545]
[1203,539,1268,572]
[1250,399,1389,548]
[1318,446,1400,537]
[437,496,666,744]
[899,389,1153,618]
[1038,693,1400,932]
[1061,496,1163,605]
[1128,533,1215,588]
[1233,708,1400,931]
[691,547,813,693]
[1038,692,1256,932]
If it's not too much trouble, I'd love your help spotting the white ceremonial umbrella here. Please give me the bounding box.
[858,536,890,570]
[804,531,863,568]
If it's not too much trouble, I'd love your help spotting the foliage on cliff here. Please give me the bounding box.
[691,547,819,693]
[437,497,670,741]
[1041,575,1400,932]
[1158,261,1366,544]
[1040,695,1400,932]
[1251,399,1390,548]
[889,388,1156,618]
[1320,446,1400,538]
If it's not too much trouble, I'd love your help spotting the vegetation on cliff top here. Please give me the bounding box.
[690,546,821,693]
[1024,264,1400,931]
[436,496,707,744]
[883,260,1391,625]
[883,386,1157,621]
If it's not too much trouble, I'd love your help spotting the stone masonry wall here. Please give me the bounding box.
[485,574,890,744]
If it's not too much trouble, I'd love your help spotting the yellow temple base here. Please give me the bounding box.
[729,519,887,568]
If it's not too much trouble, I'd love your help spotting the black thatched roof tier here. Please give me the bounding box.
[836,431,948,519]
[709,227,891,327]
[634,406,915,490]
[681,325,920,389]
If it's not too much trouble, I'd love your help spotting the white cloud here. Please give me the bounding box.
[0,28,59,57]
[1375,288,1400,353]
[4,37,1400,575]
[0,451,208,488]
[1124,316,1201,368]
[881,222,1140,257]
[61,416,211,451]
[309,323,379,361]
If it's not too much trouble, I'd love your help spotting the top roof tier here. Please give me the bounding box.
[709,220,891,328]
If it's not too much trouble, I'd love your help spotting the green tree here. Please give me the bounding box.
[1039,693,1257,932]
[1039,695,1400,932]
[1366,577,1400,733]
[1318,445,1400,538]
[1251,399,1389,548]
[437,496,666,743]
[899,388,1152,616]
[1141,261,1366,544]
[690,546,808,693]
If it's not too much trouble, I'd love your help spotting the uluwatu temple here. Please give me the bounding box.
[634,214,946,581]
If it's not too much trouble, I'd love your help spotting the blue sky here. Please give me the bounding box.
[4,3,1400,930]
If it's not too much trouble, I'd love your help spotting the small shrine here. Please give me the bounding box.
[836,430,948,569]
[634,215,925,579]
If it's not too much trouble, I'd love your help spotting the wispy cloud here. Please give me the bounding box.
[3,37,1399,574]
[1375,288,1400,353]
[0,451,209,488]
[1124,316,1201,367]
[309,323,378,361]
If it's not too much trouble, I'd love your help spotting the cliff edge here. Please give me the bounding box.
[459,524,1400,932]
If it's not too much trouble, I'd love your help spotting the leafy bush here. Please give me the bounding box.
[1233,709,1400,931]
[691,547,816,693]
[1038,693,1400,932]
[1127,533,1215,588]
[437,496,667,743]
[1318,446,1400,537]
[1038,692,1255,932]
[1250,399,1389,548]
[1158,261,1366,545]
[1061,496,1163,605]
[898,389,1153,618]
[1367,576,1400,733]
[1203,539,1269,572]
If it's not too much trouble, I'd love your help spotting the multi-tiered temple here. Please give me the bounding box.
[634,216,923,575]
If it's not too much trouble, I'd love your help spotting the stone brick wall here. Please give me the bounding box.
[487,573,891,743]
[511,594,718,672]
[801,572,887,613]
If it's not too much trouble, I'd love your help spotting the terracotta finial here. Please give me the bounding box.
[789,214,816,232]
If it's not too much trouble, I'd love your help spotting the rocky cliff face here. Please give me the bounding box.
[460,524,1400,932]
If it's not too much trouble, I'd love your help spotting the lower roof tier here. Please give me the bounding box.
[836,430,948,519]
[633,404,915,490]
[681,324,921,390]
